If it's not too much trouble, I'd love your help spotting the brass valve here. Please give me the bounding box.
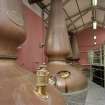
[34,65,50,99]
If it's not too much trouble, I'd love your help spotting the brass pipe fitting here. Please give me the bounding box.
[34,66,50,99]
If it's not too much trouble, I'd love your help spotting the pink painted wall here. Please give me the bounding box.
[77,27,105,65]
[17,5,45,72]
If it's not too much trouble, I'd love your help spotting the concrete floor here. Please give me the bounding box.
[85,81,105,105]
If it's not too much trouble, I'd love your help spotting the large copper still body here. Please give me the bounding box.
[46,0,88,104]
[0,0,65,105]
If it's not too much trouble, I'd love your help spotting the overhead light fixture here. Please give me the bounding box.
[94,42,97,45]
[94,35,96,40]
[92,0,98,6]
[93,20,97,30]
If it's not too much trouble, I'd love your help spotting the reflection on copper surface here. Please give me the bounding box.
[57,71,71,79]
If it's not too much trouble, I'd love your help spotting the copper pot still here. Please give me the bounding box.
[0,0,66,105]
[68,32,86,73]
[46,0,88,104]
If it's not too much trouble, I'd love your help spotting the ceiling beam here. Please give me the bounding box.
[44,8,90,29]
[28,1,105,32]
[66,7,92,20]
[34,1,92,27]
[70,20,104,32]
[75,0,85,26]
[97,6,105,11]
[67,10,90,28]
[29,1,105,24]
[64,9,77,32]
[70,21,92,32]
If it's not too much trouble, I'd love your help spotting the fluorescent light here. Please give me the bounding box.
[92,0,98,6]
[94,36,96,40]
[94,42,97,45]
[93,21,97,30]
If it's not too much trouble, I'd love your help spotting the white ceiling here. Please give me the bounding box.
[39,0,105,32]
